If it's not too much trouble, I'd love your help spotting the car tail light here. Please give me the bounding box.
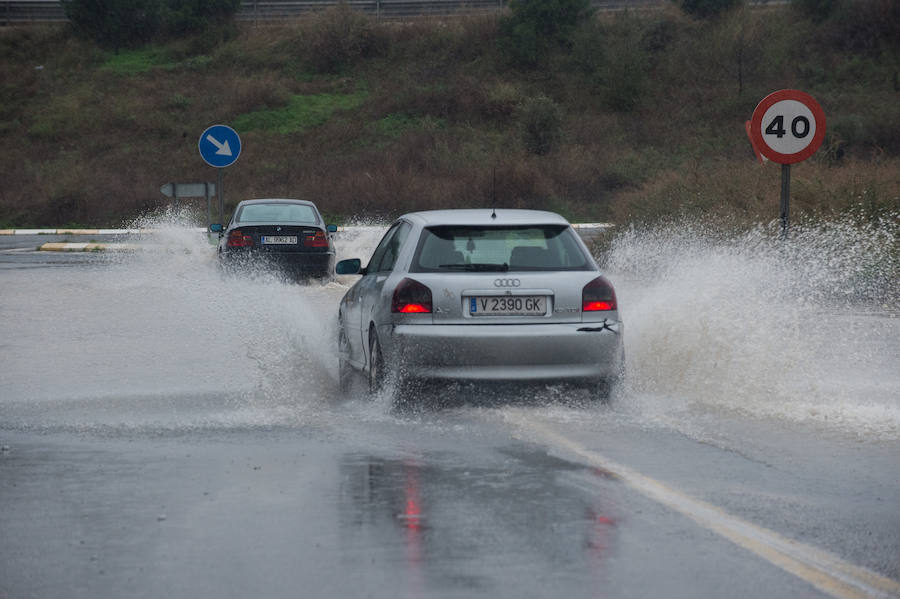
[227,229,253,248]
[303,230,329,248]
[582,276,617,311]
[392,278,432,314]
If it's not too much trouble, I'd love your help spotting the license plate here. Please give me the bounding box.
[261,236,297,245]
[469,296,547,316]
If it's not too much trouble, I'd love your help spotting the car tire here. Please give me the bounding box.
[368,329,386,395]
[593,379,614,403]
[338,326,352,394]
[594,355,625,403]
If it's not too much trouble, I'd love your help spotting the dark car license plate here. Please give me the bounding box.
[261,236,297,245]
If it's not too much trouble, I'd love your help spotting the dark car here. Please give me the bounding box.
[213,199,337,280]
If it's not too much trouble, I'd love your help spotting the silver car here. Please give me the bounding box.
[335,209,624,402]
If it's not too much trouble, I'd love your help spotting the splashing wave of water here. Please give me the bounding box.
[602,216,899,439]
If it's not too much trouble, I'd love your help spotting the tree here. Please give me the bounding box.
[792,0,839,23]
[62,0,161,52]
[62,0,240,51]
[672,0,743,19]
[161,0,241,36]
[500,0,593,67]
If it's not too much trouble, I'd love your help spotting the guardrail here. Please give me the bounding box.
[0,0,673,25]
[2,0,66,23]
[0,0,788,24]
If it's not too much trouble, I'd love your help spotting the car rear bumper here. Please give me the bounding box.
[386,321,624,382]
[220,250,335,276]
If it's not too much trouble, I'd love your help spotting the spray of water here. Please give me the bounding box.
[0,206,391,433]
[602,214,899,439]
[4,206,896,440]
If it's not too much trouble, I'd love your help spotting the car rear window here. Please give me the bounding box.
[236,203,318,224]
[411,225,592,272]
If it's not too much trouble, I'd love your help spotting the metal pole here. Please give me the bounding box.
[218,168,224,228]
[780,163,790,240]
[205,182,212,231]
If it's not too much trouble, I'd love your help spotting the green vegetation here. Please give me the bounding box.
[233,91,368,134]
[0,2,897,228]
[61,0,240,52]
[672,0,743,19]
[500,0,593,66]
[519,95,563,155]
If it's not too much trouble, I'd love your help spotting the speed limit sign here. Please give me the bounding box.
[750,89,826,164]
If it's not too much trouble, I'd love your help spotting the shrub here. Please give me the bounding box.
[601,16,648,111]
[500,0,593,67]
[300,4,385,74]
[161,0,240,36]
[792,0,839,22]
[519,95,563,155]
[62,0,161,51]
[61,0,240,51]
[820,0,900,56]
[672,0,743,19]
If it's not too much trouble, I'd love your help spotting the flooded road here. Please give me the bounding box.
[1,216,898,598]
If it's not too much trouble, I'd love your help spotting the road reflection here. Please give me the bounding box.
[338,450,619,596]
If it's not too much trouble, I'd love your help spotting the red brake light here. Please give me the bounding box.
[303,230,329,248]
[582,276,617,311]
[226,229,253,248]
[392,278,432,314]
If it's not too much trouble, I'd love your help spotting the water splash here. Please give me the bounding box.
[0,207,389,433]
[602,215,900,439]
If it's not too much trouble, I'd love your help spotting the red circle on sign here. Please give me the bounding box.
[750,89,826,164]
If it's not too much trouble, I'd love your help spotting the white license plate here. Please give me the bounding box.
[469,296,547,316]
[261,236,297,245]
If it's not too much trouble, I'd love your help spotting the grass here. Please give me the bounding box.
[101,46,214,74]
[232,91,368,134]
[0,4,898,228]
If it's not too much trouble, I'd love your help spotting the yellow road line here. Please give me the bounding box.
[505,414,900,599]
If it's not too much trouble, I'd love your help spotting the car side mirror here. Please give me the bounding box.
[209,224,223,233]
[336,258,362,275]
[327,224,338,233]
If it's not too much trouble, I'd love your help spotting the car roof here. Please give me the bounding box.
[237,198,318,207]
[403,209,571,227]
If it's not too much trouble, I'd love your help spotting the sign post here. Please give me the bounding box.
[198,124,242,229]
[159,182,217,230]
[747,90,826,239]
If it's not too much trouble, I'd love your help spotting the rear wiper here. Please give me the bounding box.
[438,263,509,272]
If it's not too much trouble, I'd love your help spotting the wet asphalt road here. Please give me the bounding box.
[1,236,899,599]
[2,406,899,599]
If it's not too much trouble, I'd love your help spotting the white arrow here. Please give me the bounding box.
[206,134,232,156]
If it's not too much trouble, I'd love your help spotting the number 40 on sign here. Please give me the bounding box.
[745,89,826,239]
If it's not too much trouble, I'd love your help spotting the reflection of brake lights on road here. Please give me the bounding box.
[400,461,425,594]
[402,494,423,532]
[587,508,614,556]
[587,467,616,564]
[399,461,424,532]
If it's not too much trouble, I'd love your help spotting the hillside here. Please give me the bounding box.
[0,2,898,228]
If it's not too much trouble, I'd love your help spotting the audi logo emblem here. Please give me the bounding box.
[494,278,521,288]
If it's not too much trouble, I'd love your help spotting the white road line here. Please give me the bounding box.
[504,413,900,599]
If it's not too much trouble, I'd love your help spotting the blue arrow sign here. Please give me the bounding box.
[198,124,241,168]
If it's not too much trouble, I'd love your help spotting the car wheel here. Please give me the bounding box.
[338,326,352,394]
[368,329,386,395]
[594,355,625,403]
[593,379,614,403]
